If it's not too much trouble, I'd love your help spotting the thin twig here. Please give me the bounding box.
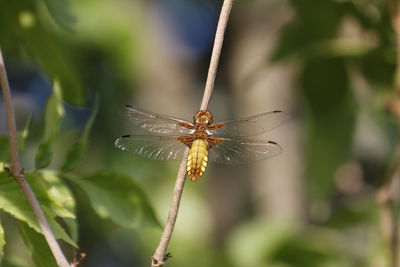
[377,143,400,267]
[200,0,233,110]
[151,1,234,266]
[388,0,400,94]
[382,1,400,266]
[151,151,188,267]
[0,51,71,267]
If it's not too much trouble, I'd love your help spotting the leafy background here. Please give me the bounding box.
[0,0,397,266]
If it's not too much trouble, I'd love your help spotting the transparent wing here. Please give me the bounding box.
[115,135,186,160]
[123,105,194,135]
[209,110,288,137]
[208,138,282,165]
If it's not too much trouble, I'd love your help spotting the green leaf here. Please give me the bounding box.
[18,114,33,152]
[227,219,353,267]
[35,143,53,171]
[42,0,77,31]
[35,81,65,169]
[61,141,85,172]
[0,171,76,246]
[62,96,99,172]
[37,171,75,217]
[300,58,356,200]
[42,81,65,144]
[227,218,295,267]
[21,28,85,106]
[0,114,30,162]
[19,222,58,267]
[1,260,27,267]
[64,172,160,229]
[39,170,78,242]
[271,0,344,61]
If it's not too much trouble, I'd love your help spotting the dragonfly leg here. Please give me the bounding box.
[206,136,224,148]
[177,136,195,147]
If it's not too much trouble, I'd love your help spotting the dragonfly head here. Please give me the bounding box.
[194,110,214,125]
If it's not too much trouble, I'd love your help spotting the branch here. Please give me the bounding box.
[151,151,188,267]
[200,0,233,111]
[388,0,400,94]
[151,0,234,266]
[0,50,71,267]
[377,143,400,267]
[381,1,400,266]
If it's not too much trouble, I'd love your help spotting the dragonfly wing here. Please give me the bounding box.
[209,110,288,137]
[115,135,186,160]
[208,138,282,165]
[124,105,195,135]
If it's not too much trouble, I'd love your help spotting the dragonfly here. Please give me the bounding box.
[115,105,287,181]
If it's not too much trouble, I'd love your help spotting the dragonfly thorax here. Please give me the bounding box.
[193,110,213,125]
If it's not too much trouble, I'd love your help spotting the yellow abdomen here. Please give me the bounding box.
[187,139,208,181]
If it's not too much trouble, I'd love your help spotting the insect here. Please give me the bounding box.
[115,105,287,181]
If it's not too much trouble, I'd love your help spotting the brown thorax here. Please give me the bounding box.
[193,110,214,125]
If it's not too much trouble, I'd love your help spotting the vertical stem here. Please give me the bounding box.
[389,0,400,93]
[0,51,71,267]
[151,150,188,266]
[151,1,234,266]
[200,0,234,110]
[383,1,400,266]
[0,53,21,175]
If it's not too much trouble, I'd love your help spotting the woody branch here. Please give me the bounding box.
[0,50,71,267]
[151,0,234,266]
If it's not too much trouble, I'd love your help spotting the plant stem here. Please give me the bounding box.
[382,1,400,266]
[151,0,234,266]
[151,150,188,266]
[0,50,71,267]
[200,0,233,111]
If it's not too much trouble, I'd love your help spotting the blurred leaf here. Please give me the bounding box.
[316,38,375,58]
[61,141,85,172]
[0,171,76,246]
[23,32,84,106]
[272,0,344,61]
[18,114,33,152]
[0,115,32,163]
[301,58,356,200]
[357,47,395,87]
[35,80,65,169]
[1,260,26,267]
[64,172,160,229]
[62,96,99,172]
[227,218,295,267]
[42,0,77,31]
[19,222,58,267]
[228,219,357,267]
[326,195,376,229]
[35,143,52,170]
[270,229,350,267]
[41,81,64,146]
[0,0,85,105]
